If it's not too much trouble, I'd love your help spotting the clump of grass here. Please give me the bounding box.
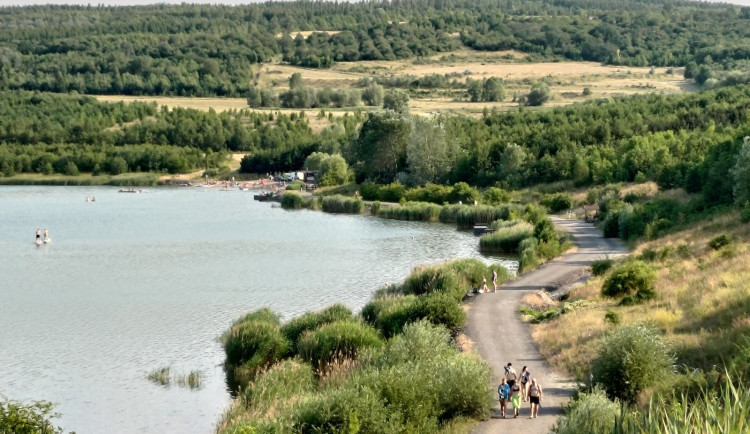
[147,367,171,386]
[519,300,592,323]
[280,192,304,209]
[376,201,442,221]
[455,205,513,229]
[708,233,732,250]
[321,195,364,214]
[591,259,614,276]
[175,370,203,389]
[479,221,533,253]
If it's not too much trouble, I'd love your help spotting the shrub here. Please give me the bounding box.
[376,201,442,221]
[292,385,390,433]
[479,221,534,253]
[533,218,558,243]
[449,182,480,204]
[741,206,750,223]
[482,187,511,204]
[553,387,618,434]
[604,310,621,325]
[321,195,364,214]
[401,265,461,300]
[370,201,381,215]
[413,292,466,332]
[455,205,511,229]
[638,248,658,261]
[601,261,657,302]
[543,193,574,213]
[708,233,732,250]
[296,320,383,371]
[280,192,303,209]
[591,259,614,276]
[518,237,540,272]
[281,304,353,353]
[366,295,420,338]
[285,180,304,190]
[242,359,314,412]
[222,320,289,375]
[0,398,62,434]
[592,323,674,403]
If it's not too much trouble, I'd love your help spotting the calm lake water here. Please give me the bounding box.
[0,186,514,434]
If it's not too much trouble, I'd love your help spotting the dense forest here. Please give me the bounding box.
[0,0,748,96]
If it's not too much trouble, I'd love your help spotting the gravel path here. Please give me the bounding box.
[465,217,628,434]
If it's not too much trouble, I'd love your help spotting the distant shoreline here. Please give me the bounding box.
[5,0,750,6]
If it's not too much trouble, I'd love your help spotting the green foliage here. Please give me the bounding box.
[601,260,657,303]
[242,359,314,413]
[732,137,750,206]
[383,89,410,115]
[369,201,381,216]
[401,265,461,300]
[479,221,534,253]
[518,237,540,272]
[604,309,621,325]
[519,300,592,323]
[222,308,289,375]
[592,259,614,276]
[592,323,675,404]
[280,304,353,352]
[296,320,383,371]
[0,398,62,434]
[482,187,512,205]
[280,192,304,210]
[526,82,551,106]
[320,195,364,214]
[376,201,442,221]
[708,233,733,250]
[543,193,574,213]
[553,387,619,434]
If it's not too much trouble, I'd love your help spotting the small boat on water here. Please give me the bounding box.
[119,188,144,193]
[253,191,277,201]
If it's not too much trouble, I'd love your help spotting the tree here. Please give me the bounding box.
[731,136,750,206]
[361,82,384,106]
[482,77,505,102]
[406,117,459,185]
[592,323,674,404]
[383,89,410,115]
[349,111,412,182]
[695,65,714,85]
[526,83,551,106]
[318,154,349,186]
[467,79,482,102]
[289,72,303,89]
[303,151,330,171]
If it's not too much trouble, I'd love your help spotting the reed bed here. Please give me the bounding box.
[376,201,442,221]
[479,221,534,253]
[174,371,203,389]
[0,172,159,186]
[321,195,364,214]
[280,192,304,210]
[146,367,171,386]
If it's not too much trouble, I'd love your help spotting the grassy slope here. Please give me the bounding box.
[532,211,750,380]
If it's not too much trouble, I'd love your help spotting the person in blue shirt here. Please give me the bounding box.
[498,377,510,418]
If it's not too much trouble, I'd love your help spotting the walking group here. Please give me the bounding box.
[497,363,543,419]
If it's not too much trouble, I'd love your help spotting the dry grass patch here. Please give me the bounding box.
[275,30,342,39]
[94,95,248,112]
[531,211,750,378]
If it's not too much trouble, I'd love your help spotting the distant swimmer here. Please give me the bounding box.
[43,228,51,243]
[35,228,42,246]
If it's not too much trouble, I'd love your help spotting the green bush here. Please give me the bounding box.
[242,359,314,412]
[518,237,540,272]
[285,180,304,190]
[297,320,383,371]
[280,192,303,209]
[369,201,381,215]
[413,292,466,332]
[376,201,442,221]
[401,265,461,300]
[222,319,290,375]
[592,323,674,404]
[638,248,658,261]
[479,221,534,253]
[482,187,512,204]
[292,385,390,433]
[591,259,614,276]
[604,309,621,325]
[455,205,511,229]
[280,304,353,353]
[601,260,657,303]
[321,195,364,214]
[543,193,574,213]
[365,295,420,338]
[553,387,619,434]
[741,206,750,223]
[708,233,732,250]
[0,398,62,434]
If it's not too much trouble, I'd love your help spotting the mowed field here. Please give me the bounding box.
[95,48,693,128]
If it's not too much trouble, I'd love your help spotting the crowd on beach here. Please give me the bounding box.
[497,363,543,419]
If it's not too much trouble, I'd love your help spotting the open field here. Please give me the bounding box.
[96,48,693,121]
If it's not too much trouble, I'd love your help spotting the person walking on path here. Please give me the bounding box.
[497,378,510,418]
[510,378,522,418]
[491,269,498,292]
[519,366,531,401]
[527,378,543,419]
[505,362,518,389]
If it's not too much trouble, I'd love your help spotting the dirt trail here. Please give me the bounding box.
[465,217,628,433]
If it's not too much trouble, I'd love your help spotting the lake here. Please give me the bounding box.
[0,186,514,434]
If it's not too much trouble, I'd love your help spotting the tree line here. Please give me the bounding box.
[0,0,748,96]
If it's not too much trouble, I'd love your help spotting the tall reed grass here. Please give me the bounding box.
[280,192,303,209]
[376,201,442,221]
[321,195,364,214]
[479,221,534,253]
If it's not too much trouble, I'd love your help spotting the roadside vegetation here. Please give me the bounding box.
[218,259,503,433]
